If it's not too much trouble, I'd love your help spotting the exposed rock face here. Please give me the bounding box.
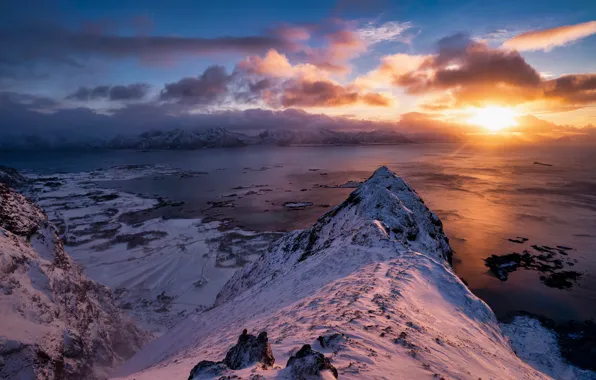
[223,330,275,370]
[285,344,338,379]
[0,165,28,189]
[0,183,149,379]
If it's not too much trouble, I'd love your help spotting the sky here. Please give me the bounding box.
[1,0,595,138]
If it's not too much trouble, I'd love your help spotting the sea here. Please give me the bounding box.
[2,143,595,322]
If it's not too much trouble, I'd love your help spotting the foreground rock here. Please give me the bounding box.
[115,167,588,380]
[284,344,338,379]
[0,183,149,379]
[0,165,29,188]
[188,329,274,379]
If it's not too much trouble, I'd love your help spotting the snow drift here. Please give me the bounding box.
[0,184,149,380]
[113,166,553,379]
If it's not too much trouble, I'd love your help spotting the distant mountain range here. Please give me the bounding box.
[0,127,416,151]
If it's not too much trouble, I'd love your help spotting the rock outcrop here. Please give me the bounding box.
[284,344,338,379]
[0,183,149,379]
[187,329,275,379]
[0,165,29,189]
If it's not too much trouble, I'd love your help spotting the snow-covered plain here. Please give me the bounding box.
[23,165,282,334]
[109,166,593,380]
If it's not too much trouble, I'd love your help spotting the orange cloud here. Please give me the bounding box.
[393,34,542,107]
[280,79,393,108]
[503,20,596,51]
[237,49,329,80]
[353,53,429,89]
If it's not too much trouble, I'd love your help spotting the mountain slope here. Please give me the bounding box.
[0,184,149,380]
[114,167,549,379]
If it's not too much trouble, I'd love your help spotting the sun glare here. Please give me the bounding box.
[467,106,518,132]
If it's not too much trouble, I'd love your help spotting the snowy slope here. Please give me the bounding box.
[114,167,555,380]
[0,184,149,380]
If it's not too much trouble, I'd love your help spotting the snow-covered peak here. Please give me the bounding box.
[215,165,451,305]
[115,166,551,380]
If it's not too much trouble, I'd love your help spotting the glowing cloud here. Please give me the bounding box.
[503,21,596,51]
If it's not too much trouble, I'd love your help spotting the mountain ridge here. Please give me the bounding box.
[113,167,552,380]
[0,127,414,151]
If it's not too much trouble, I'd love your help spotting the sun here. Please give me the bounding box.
[467,106,518,132]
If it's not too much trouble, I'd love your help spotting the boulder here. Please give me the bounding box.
[285,344,338,379]
[223,329,275,370]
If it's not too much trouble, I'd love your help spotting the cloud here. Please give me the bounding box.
[279,78,392,107]
[160,66,232,105]
[3,90,594,147]
[391,34,543,106]
[0,23,295,72]
[235,49,393,108]
[503,21,596,51]
[358,21,414,45]
[543,74,596,104]
[353,53,429,89]
[67,83,150,101]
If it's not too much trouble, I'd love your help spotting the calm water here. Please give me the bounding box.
[2,144,596,322]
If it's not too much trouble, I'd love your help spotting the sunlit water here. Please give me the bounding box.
[3,143,596,322]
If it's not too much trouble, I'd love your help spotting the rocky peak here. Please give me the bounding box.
[216,166,452,305]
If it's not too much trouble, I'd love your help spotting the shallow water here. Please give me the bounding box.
[2,143,596,322]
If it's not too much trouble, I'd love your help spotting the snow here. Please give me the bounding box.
[0,183,149,380]
[501,316,596,380]
[22,165,283,334]
[3,164,594,379]
[111,166,567,380]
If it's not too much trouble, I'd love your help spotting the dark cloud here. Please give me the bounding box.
[543,74,596,104]
[66,83,150,101]
[395,33,543,106]
[3,91,595,148]
[0,23,294,74]
[158,64,391,108]
[160,66,233,105]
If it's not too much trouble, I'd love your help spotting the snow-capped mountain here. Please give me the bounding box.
[257,128,411,146]
[108,128,248,149]
[0,127,412,151]
[108,128,412,149]
[0,184,149,380]
[113,167,551,379]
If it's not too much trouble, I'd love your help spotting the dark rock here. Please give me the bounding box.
[484,248,581,288]
[285,344,338,379]
[0,166,29,188]
[62,330,84,358]
[508,237,528,244]
[533,161,553,167]
[187,360,227,380]
[317,333,346,349]
[223,330,275,370]
[540,271,582,289]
